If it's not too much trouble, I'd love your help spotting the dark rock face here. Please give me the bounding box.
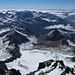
[38,62,46,69]
[0,62,21,75]
[45,28,65,41]
[0,68,5,75]
[9,68,21,75]
[71,57,75,62]
[38,60,54,70]
[0,61,8,70]
[3,29,29,45]
[0,61,7,75]
[5,44,21,63]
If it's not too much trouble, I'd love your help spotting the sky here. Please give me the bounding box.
[0,0,75,9]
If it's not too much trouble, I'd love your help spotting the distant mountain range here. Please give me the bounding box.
[0,10,75,47]
[0,10,70,35]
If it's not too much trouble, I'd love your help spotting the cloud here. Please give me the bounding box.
[69,13,75,16]
[44,24,74,31]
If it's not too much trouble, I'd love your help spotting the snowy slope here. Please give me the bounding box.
[6,42,75,75]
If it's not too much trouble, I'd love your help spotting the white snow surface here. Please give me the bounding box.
[6,42,75,75]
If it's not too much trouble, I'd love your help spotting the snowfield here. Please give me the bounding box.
[6,42,75,75]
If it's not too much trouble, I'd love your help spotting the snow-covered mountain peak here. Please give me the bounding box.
[43,28,75,46]
[47,27,75,38]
